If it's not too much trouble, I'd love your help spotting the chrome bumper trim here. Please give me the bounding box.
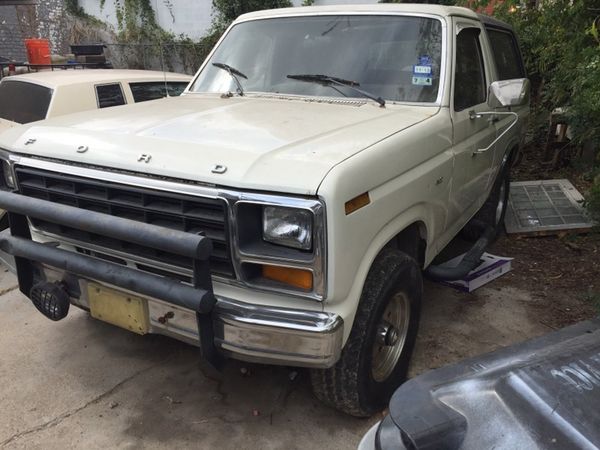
[214,298,343,368]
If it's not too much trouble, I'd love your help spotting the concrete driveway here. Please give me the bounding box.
[0,263,549,450]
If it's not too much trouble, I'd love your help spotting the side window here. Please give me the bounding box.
[454,28,487,112]
[487,28,525,80]
[129,82,189,103]
[96,83,126,108]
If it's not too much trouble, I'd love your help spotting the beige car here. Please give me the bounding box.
[0,69,192,134]
[0,5,529,416]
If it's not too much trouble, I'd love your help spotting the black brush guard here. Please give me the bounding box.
[0,190,222,371]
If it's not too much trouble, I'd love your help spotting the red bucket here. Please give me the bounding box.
[25,38,51,65]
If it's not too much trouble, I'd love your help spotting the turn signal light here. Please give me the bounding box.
[345,192,370,215]
[262,265,313,290]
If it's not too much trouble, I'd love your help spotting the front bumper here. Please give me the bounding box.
[0,191,343,369]
[215,297,342,368]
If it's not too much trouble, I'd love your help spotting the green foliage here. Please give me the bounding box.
[492,1,600,144]
[378,0,458,4]
[65,0,86,16]
[66,0,105,25]
[491,0,600,218]
[211,0,293,32]
[97,0,293,73]
[588,177,600,221]
[583,288,600,313]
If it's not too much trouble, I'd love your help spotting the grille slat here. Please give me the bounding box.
[15,167,234,278]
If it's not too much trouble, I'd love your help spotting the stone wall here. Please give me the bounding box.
[78,0,378,40]
[0,0,378,64]
[36,0,70,54]
[0,0,69,61]
[0,4,31,60]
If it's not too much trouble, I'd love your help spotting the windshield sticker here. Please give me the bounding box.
[413,55,433,86]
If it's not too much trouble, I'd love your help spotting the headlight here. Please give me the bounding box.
[1,160,14,189]
[262,206,312,250]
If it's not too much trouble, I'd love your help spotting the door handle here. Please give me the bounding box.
[468,110,480,120]
[472,111,520,155]
[470,110,498,124]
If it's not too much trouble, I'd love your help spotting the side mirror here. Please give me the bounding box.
[488,78,530,108]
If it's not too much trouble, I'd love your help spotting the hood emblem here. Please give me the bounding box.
[138,154,152,163]
[77,145,89,153]
[211,164,227,174]
[24,138,36,146]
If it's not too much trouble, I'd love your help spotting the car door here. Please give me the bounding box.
[448,20,497,229]
[485,26,529,170]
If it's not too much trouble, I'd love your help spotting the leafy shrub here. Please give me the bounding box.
[588,179,600,222]
[492,1,600,147]
[211,0,293,32]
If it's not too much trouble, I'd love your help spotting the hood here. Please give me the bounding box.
[0,118,18,135]
[0,95,438,195]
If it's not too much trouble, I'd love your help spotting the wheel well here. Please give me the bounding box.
[506,144,520,168]
[385,222,427,268]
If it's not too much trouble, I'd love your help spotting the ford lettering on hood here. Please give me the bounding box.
[0,94,437,195]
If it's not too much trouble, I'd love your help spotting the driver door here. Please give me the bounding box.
[448,22,497,229]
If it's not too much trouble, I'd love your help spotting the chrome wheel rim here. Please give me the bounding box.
[371,292,411,382]
[496,181,507,225]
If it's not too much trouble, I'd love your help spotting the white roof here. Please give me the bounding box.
[238,4,478,21]
[2,69,191,89]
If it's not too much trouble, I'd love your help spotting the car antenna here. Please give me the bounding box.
[155,0,170,98]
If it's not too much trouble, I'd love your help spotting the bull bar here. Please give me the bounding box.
[0,189,222,371]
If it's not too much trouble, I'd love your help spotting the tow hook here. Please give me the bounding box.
[157,311,175,324]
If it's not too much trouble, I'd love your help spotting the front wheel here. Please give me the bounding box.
[310,249,422,417]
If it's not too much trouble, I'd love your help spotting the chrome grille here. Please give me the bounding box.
[14,166,234,278]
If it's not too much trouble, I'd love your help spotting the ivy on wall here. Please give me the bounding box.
[65,0,294,72]
[211,0,293,32]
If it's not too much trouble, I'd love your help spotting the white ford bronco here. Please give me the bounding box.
[0,5,529,416]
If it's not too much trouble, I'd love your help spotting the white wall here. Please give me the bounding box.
[79,0,378,40]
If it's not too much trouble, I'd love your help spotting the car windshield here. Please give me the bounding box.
[190,15,443,103]
[0,80,52,123]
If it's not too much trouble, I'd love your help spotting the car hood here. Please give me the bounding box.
[0,95,438,195]
[0,118,18,135]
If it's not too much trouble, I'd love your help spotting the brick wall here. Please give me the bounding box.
[36,0,69,55]
[0,5,27,60]
[0,0,68,62]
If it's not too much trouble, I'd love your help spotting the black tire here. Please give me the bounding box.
[310,249,422,417]
[462,161,510,242]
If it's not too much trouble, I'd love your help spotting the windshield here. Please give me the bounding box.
[190,15,443,103]
[0,80,52,123]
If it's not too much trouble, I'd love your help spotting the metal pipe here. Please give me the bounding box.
[0,190,212,260]
[0,235,215,313]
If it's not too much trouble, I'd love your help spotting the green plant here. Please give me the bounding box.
[66,0,105,25]
[587,179,600,221]
[379,0,458,4]
[493,1,600,147]
[211,0,293,33]
[583,288,600,314]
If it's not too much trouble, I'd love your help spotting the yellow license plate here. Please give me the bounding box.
[88,283,149,335]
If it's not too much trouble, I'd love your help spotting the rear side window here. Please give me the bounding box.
[96,83,126,108]
[487,29,525,80]
[454,28,487,111]
[129,82,189,103]
[0,80,52,124]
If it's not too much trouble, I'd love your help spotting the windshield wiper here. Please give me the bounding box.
[287,74,385,107]
[213,62,248,96]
